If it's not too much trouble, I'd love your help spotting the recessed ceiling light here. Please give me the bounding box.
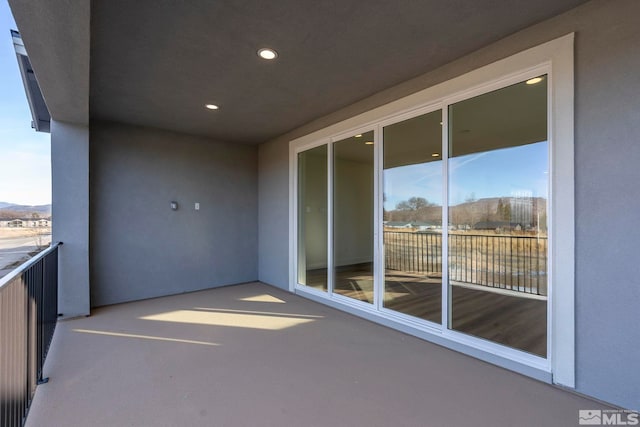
[257,48,278,60]
[431,153,440,157]
[526,77,543,85]
[355,134,363,138]
[365,141,374,145]
[205,104,219,110]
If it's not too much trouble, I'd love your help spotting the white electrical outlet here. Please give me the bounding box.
[195,202,200,211]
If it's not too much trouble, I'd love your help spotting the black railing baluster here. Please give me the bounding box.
[492,236,496,289]
[0,243,61,427]
[469,235,472,284]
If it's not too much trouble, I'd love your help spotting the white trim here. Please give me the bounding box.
[327,141,334,295]
[548,34,575,388]
[288,33,574,387]
[373,125,383,310]
[546,69,555,377]
[442,103,450,330]
[288,142,296,292]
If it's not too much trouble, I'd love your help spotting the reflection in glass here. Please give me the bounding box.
[297,145,328,290]
[448,76,548,357]
[383,111,442,323]
[333,131,374,303]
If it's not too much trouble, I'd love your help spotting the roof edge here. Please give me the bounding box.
[11,30,50,133]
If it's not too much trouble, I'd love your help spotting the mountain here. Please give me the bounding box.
[0,202,52,218]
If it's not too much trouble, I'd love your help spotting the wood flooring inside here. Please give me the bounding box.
[304,265,546,357]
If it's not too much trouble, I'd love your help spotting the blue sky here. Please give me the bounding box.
[0,1,51,205]
[384,141,548,209]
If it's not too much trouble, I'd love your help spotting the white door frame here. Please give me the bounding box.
[288,34,574,387]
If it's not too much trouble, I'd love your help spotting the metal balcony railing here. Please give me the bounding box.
[0,242,61,427]
[384,231,547,296]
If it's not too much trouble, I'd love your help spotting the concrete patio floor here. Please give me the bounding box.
[26,282,610,427]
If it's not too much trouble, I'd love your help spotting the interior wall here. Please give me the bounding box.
[90,121,257,306]
[333,158,373,267]
[257,0,640,409]
[300,151,327,270]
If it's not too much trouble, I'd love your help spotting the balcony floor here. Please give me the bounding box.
[27,282,608,427]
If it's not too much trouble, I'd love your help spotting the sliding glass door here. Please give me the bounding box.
[295,74,549,359]
[382,111,442,323]
[447,76,548,357]
[333,131,375,303]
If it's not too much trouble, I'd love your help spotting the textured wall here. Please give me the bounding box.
[90,122,257,306]
[257,136,289,288]
[257,0,640,409]
[570,2,640,410]
[51,120,90,317]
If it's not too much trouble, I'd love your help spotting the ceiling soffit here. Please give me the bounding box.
[88,1,588,144]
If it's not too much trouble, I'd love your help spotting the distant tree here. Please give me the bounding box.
[391,197,439,223]
[395,197,434,211]
[31,212,40,219]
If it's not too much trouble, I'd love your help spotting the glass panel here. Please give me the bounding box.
[383,111,442,323]
[297,145,328,291]
[448,76,548,357]
[333,131,374,303]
